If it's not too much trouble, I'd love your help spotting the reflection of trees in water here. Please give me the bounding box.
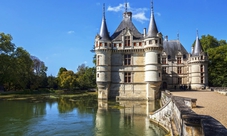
[0,101,47,136]
[57,95,98,114]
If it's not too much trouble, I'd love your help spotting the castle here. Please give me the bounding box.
[94,2,208,100]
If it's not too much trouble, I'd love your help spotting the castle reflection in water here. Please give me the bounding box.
[95,100,166,136]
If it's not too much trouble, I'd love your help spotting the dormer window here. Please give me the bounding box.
[124,36,130,46]
[162,57,166,64]
[177,57,181,64]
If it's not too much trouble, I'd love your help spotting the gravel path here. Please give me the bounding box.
[171,90,227,128]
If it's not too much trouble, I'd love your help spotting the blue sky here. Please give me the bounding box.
[1,0,227,76]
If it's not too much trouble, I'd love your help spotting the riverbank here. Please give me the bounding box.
[171,90,227,128]
[0,91,97,101]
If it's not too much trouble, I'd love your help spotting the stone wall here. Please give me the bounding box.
[149,91,227,136]
[210,87,227,96]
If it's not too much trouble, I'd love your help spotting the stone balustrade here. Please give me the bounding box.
[150,91,227,136]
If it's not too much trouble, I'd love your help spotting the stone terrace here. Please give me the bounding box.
[171,90,227,128]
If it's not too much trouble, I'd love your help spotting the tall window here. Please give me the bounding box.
[162,67,166,73]
[201,65,204,84]
[119,43,122,47]
[177,67,182,74]
[201,56,203,60]
[177,57,181,64]
[178,77,182,84]
[124,54,131,65]
[162,57,166,64]
[201,73,204,83]
[124,72,131,83]
[124,36,130,46]
[114,43,116,47]
[200,65,204,72]
[97,55,100,65]
[157,54,161,64]
[139,42,142,46]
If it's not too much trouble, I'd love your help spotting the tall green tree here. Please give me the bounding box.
[207,45,227,87]
[58,70,77,90]
[194,34,227,87]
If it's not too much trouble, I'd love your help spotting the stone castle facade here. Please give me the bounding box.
[94,2,208,100]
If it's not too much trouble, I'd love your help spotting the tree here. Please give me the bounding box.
[192,34,219,52]
[0,33,16,90]
[207,45,227,87]
[76,64,96,89]
[0,33,15,55]
[47,75,58,89]
[13,47,33,89]
[194,34,227,87]
[58,70,77,90]
[0,33,48,91]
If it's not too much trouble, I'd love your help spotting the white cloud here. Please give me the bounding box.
[107,3,125,12]
[155,12,161,16]
[67,31,75,34]
[133,12,149,23]
[107,2,157,23]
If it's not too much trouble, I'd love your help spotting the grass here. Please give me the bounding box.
[0,90,98,101]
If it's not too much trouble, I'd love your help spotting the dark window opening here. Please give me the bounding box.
[124,54,131,65]
[124,72,131,83]
[124,36,130,46]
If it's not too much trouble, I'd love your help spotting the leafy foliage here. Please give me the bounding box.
[57,64,96,91]
[0,33,48,91]
[195,35,227,87]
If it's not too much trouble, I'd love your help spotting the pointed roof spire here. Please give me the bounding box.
[177,31,180,40]
[147,0,158,38]
[99,3,110,41]
[125,0,128,13]
[193,30,203,56]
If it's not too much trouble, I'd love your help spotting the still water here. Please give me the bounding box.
[0,96,167,136]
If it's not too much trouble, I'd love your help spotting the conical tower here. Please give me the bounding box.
[189,31,208,89]
[144,1,163,100]
[95,4,112,100]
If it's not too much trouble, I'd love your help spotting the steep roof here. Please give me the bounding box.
[192,35,203,56]
[111,13,143,41]
[99,4,110,41]
[163,40,188,60]
[146,1,158,38]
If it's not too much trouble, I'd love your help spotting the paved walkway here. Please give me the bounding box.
[171,90,227,128]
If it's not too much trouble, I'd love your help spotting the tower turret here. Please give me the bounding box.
[189,31,208,89]
[144,1,163,100]
[146,1,158,38]
[95,4,112,100]
[192,30,202,56]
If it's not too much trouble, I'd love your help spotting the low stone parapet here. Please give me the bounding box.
[149,91,227,136]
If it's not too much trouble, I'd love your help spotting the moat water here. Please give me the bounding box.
[0,96,167,136]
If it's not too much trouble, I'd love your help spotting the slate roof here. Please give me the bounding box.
[163,40,188,60]
[99,17,111,41]
[192,36,203,56]
[111,15,143,41]
[146,11,158,38]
